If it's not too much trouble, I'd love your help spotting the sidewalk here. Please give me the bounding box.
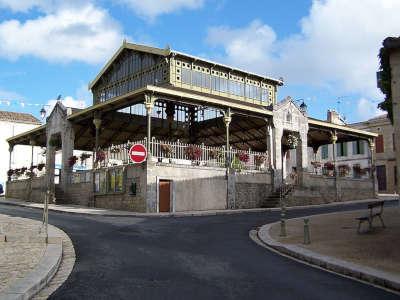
[0,196,397,217]
[0,213,74,299]
[255,207,400,293]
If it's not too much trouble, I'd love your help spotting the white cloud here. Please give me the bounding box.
[0,3,126,64]
[206,0,400,100]
[0,0,85,13]
[47,95,88,112]
[356,98,385,120]
[118,0,204,20]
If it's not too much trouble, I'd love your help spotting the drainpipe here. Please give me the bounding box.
[330,131,339,201]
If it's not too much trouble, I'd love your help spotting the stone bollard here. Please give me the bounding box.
[304,218,311,245]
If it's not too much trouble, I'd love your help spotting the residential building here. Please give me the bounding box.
[352,114,397,194]
[0,111,43,190]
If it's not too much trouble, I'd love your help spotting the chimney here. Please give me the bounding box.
[327,109,345,125]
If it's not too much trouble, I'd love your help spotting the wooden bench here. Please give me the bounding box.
[356,201,385,233]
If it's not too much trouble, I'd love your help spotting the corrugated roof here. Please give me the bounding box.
[0,110,41,124]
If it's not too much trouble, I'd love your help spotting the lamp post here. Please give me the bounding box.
[40,105,51,122]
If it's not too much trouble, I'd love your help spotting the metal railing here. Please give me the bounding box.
[99,138,269,171]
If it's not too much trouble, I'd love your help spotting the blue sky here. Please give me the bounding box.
[0,0,398,123]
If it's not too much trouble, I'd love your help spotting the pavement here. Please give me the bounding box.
[0,199,398,299]
[256,208,400,293]
[0,213,74,299]
[0,196,396,217]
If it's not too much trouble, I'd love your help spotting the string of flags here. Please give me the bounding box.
[0,99,42,107]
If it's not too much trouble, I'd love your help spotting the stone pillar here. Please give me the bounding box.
[93,116,102,151]
[8,144,13,181]
[145,94,154,155]
[273,127,283,188]
[368,138,378,196]
[223,108,232,167]
[330,131,339,201]
[265,121,274,169]
[61,121,75,192]
[29,139,36,168]
[45,135,56,194]
[296,131,309,185]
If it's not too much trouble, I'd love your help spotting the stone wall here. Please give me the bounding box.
[286,173,375,206]
[233,172,272,208]
[94,164,147,212]
[64,183,92,206]
[147,162,227,212]
[6,177,46,203]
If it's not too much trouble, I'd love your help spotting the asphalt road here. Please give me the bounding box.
[0,201,398,300]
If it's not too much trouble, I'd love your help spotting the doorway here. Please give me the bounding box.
[159,180,171,212]
[376,165,387,192]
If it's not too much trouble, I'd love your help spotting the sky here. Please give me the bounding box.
[0,0,398,123]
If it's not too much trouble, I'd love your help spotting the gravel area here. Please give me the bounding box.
[270,207,400,276]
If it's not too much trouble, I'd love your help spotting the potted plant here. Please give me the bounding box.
[324,161,335,170]
[68,155,78,167]
[286,133,299,149]
[238,151,249,163]
[95,150,106,163]
[37,163,45,171]
[80,153,92,164]
[185,145,202,162]
[110,145,120,154]
[7,169,14,178]
[254,155,266,167]
[161,144,174,159]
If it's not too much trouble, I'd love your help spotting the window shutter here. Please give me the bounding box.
[343,142,348,156]
[376,135,384,153]
[360,141,365,154]
[352,141,357,155]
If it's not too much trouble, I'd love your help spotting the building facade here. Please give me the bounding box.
[0,111,43,190]
[5,42,378,211]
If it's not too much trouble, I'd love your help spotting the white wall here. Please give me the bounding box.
[0,120,43,188]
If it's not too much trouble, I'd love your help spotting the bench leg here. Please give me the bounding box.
[378,215,386,228]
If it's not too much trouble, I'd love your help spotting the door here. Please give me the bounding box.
[159,180,171,212]
[376,165,387,192]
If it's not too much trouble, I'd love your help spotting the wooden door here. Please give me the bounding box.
[159,180,171,212]
[376,165,387,192]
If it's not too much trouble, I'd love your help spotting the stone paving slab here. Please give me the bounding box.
[0,213,74,299]
[255,209,400,293]
[1,196,397,217]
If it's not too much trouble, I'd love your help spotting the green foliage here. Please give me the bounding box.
[231,156,243,171]
[377,46,393,123]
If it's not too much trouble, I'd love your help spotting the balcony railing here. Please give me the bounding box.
[99,138,269,171]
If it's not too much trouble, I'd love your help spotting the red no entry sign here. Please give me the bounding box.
[129,144,147,164]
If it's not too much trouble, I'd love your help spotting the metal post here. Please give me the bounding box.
[223,108,232,167]
[8,144,13,181]
[145,94,154,156]
[304,218,310,244]
[331,131,338,201]
[368,138,376,195]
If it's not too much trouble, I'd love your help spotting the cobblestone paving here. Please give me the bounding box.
[0,214,46,293]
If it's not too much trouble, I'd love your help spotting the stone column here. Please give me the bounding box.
[330,131,339,201]
[368,138,378,196]
[265,121,274,169]
[296,131,309,185]
[45,135,56,195]
[8,144,13,181]
[273,127,283,188]
[61,121,75,193]
[223,108,232,167]
[93,116,102,151]
[29,139,36,168]
[145,94,154,155]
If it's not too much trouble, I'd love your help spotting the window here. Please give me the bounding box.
[352,140,365,155]
[376,134,384,153]
[336,142,347,157]
[321,145,329,159]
